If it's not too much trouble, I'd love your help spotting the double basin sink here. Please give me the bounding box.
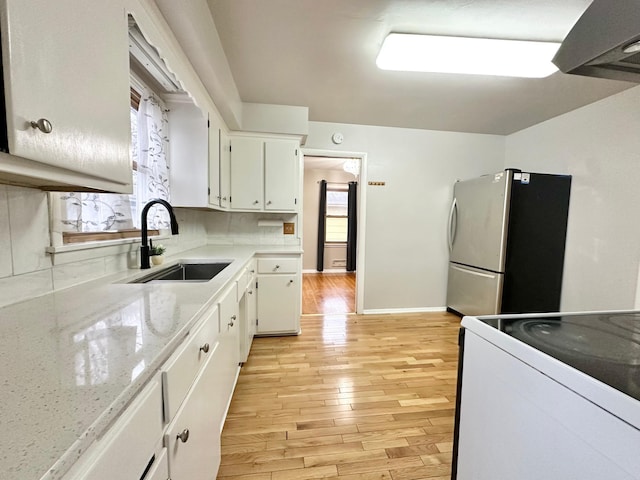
[130,261,232,283]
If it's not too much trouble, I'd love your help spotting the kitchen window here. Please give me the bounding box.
[50,78,171,246]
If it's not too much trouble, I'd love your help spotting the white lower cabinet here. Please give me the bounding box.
[217,283,241,430]
[165,342,221,480]
[256,255,301,335]
[238,263,257,363]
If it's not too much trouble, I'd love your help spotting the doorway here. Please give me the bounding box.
[301,152,365,315]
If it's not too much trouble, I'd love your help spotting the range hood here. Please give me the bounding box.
[553,0,640,82]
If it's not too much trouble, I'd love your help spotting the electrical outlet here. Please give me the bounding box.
[283,222,295,235]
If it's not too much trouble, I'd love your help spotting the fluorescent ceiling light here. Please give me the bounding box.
[376,33,560,78]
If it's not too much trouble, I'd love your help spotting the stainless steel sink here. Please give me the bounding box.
[130,261,231,283]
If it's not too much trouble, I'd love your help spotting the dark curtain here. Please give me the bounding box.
[317,180,327,271]
[346,181,358,272]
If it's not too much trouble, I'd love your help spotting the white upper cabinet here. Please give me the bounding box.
[167,96,209,207]
[230,136,300,212]
[264,139,298,211]
[0,0,133,192]
[230,137,264,210]
[208,114,222,208]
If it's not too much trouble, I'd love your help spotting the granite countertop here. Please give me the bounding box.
[0,244,302,480]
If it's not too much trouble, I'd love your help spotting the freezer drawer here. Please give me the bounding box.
[447,263,503,316]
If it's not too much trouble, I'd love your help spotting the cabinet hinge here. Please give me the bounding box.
[295,149,298,156]
[207,119,210,128]
[208,187,210,195]
[256,318,259,326]
[229,145,232,152]
[294,198,297,205]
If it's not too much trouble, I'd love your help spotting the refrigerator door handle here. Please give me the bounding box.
[448,197,458,253]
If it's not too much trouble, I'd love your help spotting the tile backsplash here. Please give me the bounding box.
[0,185,299,308]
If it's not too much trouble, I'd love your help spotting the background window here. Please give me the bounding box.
[325,188,348,243]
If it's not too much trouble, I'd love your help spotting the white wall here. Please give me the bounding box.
[305,122,505,312]
[505,85,640,312]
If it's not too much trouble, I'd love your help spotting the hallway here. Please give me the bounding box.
[302,272,356,315]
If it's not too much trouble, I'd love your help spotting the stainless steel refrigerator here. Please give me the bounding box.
[446,169,571,316]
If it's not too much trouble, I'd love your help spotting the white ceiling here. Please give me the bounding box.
[205,0,635,135]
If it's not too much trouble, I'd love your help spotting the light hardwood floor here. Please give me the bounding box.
[302,273,356,315]
[219,311,461,479]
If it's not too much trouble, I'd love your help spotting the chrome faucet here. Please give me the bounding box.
[140,199,179,269]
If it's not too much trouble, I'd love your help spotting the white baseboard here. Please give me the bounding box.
[362,307,448,315]
[302,269,350,274]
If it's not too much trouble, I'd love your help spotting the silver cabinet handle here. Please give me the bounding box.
[199,343,210,353]
[176,429,190,443]
[30,118,53,134]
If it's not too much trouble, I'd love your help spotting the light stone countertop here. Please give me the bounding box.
[0,244,302,480]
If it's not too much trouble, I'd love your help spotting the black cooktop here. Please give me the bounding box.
[481,312,640,402]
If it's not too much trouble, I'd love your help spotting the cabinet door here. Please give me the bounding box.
[0,0,132,190]
[265,139,299,211]
[257,274,300,334]
[247,278,257,341]
[165,347,221,480]
[230,137,263,210]
[168,99,209,207]
[219,131,231,209]
[208,115,221,207]
[218,284,240,428]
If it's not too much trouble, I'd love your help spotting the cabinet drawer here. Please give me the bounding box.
[162,306,219,422]
[257,257,298,274]
[63,377,163,480]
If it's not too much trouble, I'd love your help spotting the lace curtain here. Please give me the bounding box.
[50,87,171,240]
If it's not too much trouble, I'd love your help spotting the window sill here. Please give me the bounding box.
[46,233,171,266]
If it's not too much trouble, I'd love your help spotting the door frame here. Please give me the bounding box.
[301,148,367,314]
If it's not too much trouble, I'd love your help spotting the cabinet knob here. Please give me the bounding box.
[199,343,210,353]
[253,200,259,205]
[176,429,190,443]
[267,200,272,205]
[30,118,53,134]
[274,265,280,270]
[228,315,236,327]
[248,290,253,295]
[288,279,294,285]
[222,196,227,201]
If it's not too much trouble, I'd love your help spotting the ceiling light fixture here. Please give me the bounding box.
[376,33,561,78]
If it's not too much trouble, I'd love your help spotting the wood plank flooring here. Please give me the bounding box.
[302,273,356,315]
[219,311,461,479]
